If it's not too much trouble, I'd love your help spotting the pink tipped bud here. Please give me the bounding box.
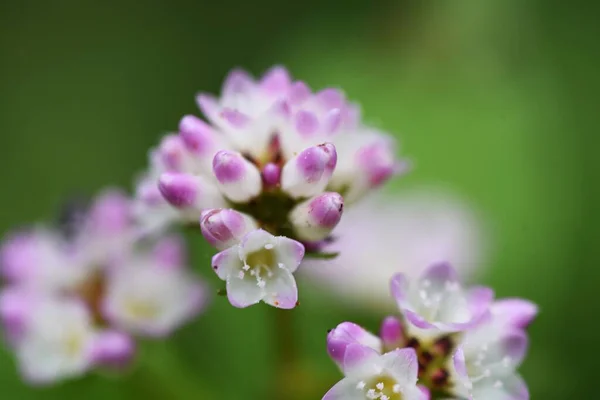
[152,236,186,268]
[380,316,405,351]
[158,173,201,209]
[156,135,188,172]
[212,151,262,202]
[326,322,382,369]
[220,108,250,129]
[87,190,130,235]
[200,209,257,250]
[294,110,319,136]
[290,192,343,241]
[90,331,135,368]
[179,115,217,155]
[356,139,400,188]
[260,65,291,94]
[262,163,281,187]
[281,143,337,199]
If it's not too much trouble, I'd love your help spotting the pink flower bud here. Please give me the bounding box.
[212,150,262,202]
[156,135,188,172]
[178,115,218,156]
[380,316,405,351]
[289,192,343,241]
[326,322,382,369]
[158,173,201,209]
[200,209,257,250]
[281,143,337,199]
[262,163,281,187]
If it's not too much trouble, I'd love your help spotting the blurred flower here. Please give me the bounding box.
[0,190,208,385]
[390,262,493,337]
[211,229,304,309]
[323,344,426,400]
[324,268,537,399]
[134,65,407,251]
[449,299,537,400]
[13,296,98,384]
[301,189,486,310]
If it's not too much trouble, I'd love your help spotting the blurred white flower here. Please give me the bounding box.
[301,188,487,310]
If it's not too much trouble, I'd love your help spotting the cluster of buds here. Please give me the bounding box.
[325,262,536,399]
[0,191,207,384]
[134,66,407,309]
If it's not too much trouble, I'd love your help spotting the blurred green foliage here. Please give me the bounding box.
[0,0,597,398]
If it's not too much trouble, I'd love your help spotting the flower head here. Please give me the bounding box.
[323,345,426,400]
[323,273,537,399]
[13,297,97,384]
[0,191,208,384]
[103,243,207,337]
[211,229,304,309]
[135,65,406,246]
[391,262,493,336]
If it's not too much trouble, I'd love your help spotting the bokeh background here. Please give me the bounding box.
[0,0,596,398]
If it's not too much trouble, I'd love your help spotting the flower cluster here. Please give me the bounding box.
[0,64,537,397]
[0,190,207,384]
[325,262,537,399]
[134,66,407,308]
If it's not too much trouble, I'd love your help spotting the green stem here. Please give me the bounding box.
[271,309,296,400]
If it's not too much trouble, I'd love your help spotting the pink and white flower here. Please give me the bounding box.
[390,262,493,336]
[134,66,406,251]
[14,297,98,384]
[0,191,208,384]
[103,247,207,337]
[211,229,304,309]
[323,345,426,400]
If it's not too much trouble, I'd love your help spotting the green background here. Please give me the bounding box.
[0,0,596,398]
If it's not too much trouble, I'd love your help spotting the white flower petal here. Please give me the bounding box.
[240,229,275,255]
[212,246,244,280]
[226,274,264,308]
[322,377,366,400]
[274,236,305,273]
[263,268,298,309]
[381,348,419,387]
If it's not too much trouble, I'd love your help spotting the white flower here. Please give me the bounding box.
[15,298,96,384]
[211,229,305,309]
[390,262,493,337]
[102,254,207,337]
[323,345,426,400]
[449,300,534,400]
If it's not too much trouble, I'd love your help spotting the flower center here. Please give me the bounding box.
[124,300,159,320]
[356,375,403,400]
[243,247,277,288]
[63,330,85,359]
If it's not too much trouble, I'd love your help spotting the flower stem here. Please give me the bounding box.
[271,308,296,400]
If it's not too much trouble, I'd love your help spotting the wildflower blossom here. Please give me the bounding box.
[136,66,405,238]
[449,299,537,400]
[323,344,426,400]
[390,262,493,336]
[0,191,208,384]
[13,297,98,384]
[211,229,304,309]
[325,264,537,399]
[134,66,407,308]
